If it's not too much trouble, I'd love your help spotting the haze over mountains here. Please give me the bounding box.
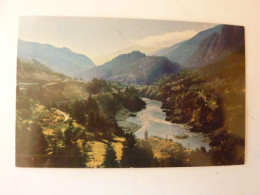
[93,45,160,65]
[153,25,245,69]
[17,40,95,76]
[18,24,245,84]
[77,51,180,84]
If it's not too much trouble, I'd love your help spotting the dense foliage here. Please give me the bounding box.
[16,77,147,167]
[16,46,245,167]
[141,50,245,165]
[121,133,154,167]
[102,142,119,168]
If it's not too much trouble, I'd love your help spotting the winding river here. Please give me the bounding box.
[127,98,211,151]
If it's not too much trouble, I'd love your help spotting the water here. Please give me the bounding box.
[127,98,211,151]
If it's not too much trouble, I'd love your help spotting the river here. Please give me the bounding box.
[127,98,211,151]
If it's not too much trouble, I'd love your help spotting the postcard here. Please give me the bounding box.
[16,17,245,167]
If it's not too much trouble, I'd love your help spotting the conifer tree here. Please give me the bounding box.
[81,135,92,167]
[102,142,119,168]
[144,130,148,140]
[28,122,49,166]
[120,133,138,167]
[63,121,86,167]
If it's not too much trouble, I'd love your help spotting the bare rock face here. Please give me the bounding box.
[185,25,245,69]
[154,25,245,69]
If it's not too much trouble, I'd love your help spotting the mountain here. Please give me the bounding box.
[153,25,245,69]
[16,58,92,104]
[151,41,185,60]
[17,40,95,76]
[17,58,67,83]
[142,48,245,165]
[93,46,160,65]
[77,51,180,84]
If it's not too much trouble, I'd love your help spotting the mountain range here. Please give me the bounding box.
[17,24,245,84]
[17,40,95,76]
[76,51,180,84]
[153,24,245,69]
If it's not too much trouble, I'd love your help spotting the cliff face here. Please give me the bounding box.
[153,25,245,69]
[185,25,245,68]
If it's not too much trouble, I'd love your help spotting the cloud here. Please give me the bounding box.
[132,30,198,48]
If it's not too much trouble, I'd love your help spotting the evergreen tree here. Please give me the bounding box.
[102,142,119,168]
[144,130,148,140]
[63,122,86,167]
[85,95,99,113]
[29,122,48,155]
[28,122,49,166]
[71,100,86,125]
[121,133,155,167]
[47,129,67,167]
[135,140,154,167]
[120,133,138,167]
[168,145,187,167]
[81,135,92,167]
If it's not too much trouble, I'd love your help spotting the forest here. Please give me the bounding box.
[140,49,245,165]
[16,45,245,167]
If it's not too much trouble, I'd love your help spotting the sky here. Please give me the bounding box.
[18,17,217,65]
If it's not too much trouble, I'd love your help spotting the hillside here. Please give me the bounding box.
[17,58,67,83]
[141,49,245,165]
[153,25,245,69]
[77,51,180,84]
[16,76,149,167]
[17,58,92,105]
[18,40,95,76]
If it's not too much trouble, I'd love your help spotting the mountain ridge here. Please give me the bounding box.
[17,58,67,83]
[17,39,95,76]
[77,51,180,84]
[153,24,244,69]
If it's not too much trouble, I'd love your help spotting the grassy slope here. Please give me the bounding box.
[17,58,67,83]
[87,137,124,168]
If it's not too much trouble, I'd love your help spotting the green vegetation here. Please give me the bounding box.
[141,49,245,165]
[17,58,67,83]
[16,47,245,167]
[102,142,119,168]
[120,133,154,167]
[16,103,92,167]
[85,78,113,94]
[16,75,151,167]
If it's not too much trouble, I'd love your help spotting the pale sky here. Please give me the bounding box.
[18,17,217,65]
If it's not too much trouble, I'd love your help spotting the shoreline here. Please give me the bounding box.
[115,107,141,133]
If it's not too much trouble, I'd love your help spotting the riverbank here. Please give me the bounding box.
[115,106,141,133]
[117,97,211,151]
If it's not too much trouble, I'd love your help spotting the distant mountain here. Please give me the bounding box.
[17,40,95,76]
[93,46,160,65]
[77,51,180,84]
[151,41,185,61]
[153,25,245,69]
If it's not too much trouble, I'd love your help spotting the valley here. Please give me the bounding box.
[16,23,245,167]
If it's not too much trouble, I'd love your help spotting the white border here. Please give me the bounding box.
[0,0,260,194]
